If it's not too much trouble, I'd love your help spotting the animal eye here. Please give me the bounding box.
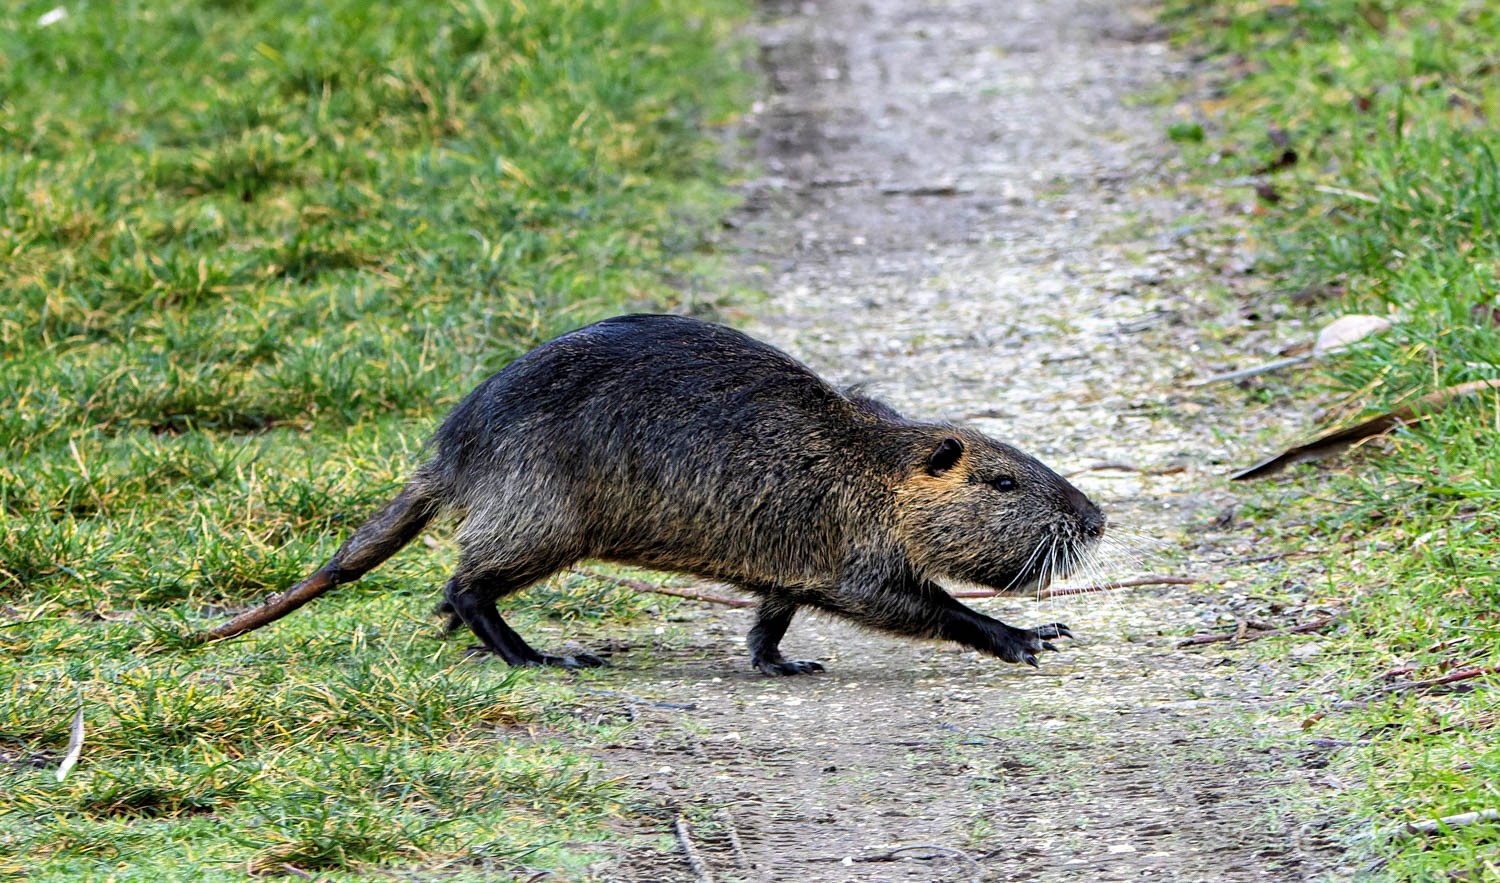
[990,476,1017,491]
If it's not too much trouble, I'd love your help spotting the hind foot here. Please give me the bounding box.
[463,646,608,669]
[534,652,607,670]
[995,622,1073,668]
[753,657,825,677]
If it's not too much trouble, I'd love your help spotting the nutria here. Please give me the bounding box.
[214,314,1105,675]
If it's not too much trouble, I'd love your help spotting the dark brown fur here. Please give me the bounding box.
[301,314,1105,674]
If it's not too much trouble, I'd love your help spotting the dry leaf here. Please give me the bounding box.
[1232,379,1500,480]
[56,707,84,783]
[1312,314,1391,356]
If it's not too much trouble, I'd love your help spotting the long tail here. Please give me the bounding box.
[197,481,441,643]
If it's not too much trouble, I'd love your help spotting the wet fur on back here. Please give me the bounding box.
[315,314,1105,674]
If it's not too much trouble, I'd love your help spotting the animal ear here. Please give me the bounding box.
[927,437,964,475]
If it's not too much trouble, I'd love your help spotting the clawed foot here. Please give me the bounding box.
[535,652,608,669]
[753,657,826,677]
[463,646,608,669]
[997,622,1073,668]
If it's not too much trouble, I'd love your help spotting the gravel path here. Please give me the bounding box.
[571,1,1347,880]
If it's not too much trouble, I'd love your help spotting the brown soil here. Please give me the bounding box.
[554,0,1352,880]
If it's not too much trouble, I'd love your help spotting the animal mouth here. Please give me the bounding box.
[1006,545,1087,595]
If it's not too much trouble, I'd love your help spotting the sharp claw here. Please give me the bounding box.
[1057,624,1073,639]
[754,659,825,676]
[1042,641,1058,652]
[1024,654,1039,668]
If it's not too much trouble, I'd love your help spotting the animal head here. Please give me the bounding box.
[894,429,1105,593]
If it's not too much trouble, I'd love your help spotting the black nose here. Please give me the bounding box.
[1061,480,1106,539]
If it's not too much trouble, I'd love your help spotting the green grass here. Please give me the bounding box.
[1166,1,1500,879]
[0,0,749,877]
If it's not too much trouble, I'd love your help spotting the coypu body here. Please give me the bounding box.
[294,314,1105,674]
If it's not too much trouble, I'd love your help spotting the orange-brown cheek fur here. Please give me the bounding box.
[893,468,980,576]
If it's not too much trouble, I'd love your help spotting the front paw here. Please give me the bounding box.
[996,623,1072,668]
[753,658,826,677]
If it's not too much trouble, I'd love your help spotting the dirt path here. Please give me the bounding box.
[571,1,1345,880]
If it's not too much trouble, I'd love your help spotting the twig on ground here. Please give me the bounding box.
[715,809,761,878]
[1313,183,1380,204]
[572,568,756,608]
[1304,738,1371,749]
[1187,354,1312,387]
[1218,550,1321,566]
[1380,665,1500,694]
[1176,613,1344,648]
[1064,461,1187,478]
[850,844,986,882]
[1393,809,1500,840]
[948,575,1202,601]
[675,817,715,883]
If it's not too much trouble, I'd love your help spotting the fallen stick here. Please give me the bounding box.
[1304,738,1370,749]
[1381,664,1500,694]
[949,575,1202,601]
[1394,808,1500,840]
[1177,613,1343,648]
[714,808,760,878]
[1064,461,1187,478]
[1187,354,1312,387]
[1218,550,1321,566]
[844,844,986,883]
[674,817,715,883]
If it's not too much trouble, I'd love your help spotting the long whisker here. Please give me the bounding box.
[1005,534,1052,592]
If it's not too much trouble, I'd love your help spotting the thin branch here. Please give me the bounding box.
[1177,613,1344,648]
[1381,664,1500,694]
[1394,809,1500,840]
[1217,550,1321,566]
[675,817,715,883]
[1312,183,1380,204]
[949,575,1202,601]
[1064,461,1188,478]
[715,809,761,878]
[847,844,986,882]
[1038,575,1202,599]
[1187,354,1312,387]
